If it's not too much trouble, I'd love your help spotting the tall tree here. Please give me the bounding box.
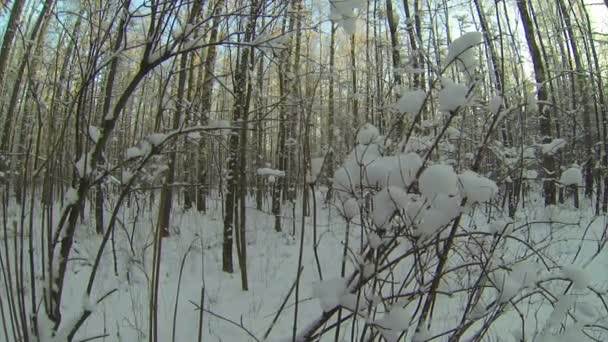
[224,0,261,281]
[0,0,25,102]
[517,0,556,205]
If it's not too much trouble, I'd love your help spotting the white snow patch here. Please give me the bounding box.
[366,153,422,189]
[356,123,380,145]
[419,164,459,198]
[75,151,94,178]
[438,79,470,112]
[368,232,382,249]
[394,90,426,113]
[312,277,348,312]
[339,197,360,220]
[122,170,134,183]
[307,157,324,184]
[489,95,503,114]
[560,166,582,186]
[445,31,482,71]
[65,187,78,206]
[257,168,285,177]
[146,133,167,146]
[541,138,566,155]
[372,188,397,228]
[374,306,412,342]
[458,170,498,203]
[126,147,142,159]
[88,125,101,143]
[561,264,590,290]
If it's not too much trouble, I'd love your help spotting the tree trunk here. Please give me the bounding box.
[95,2,130,234]
[224,0,259,279]
[516,0,556,205]
[0,0,25,101]
[157,1,203,238]
[196,0,225,212]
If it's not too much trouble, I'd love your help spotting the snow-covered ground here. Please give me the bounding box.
[2,190,608,341]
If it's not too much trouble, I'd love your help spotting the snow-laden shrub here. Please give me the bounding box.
[297,30,608,342]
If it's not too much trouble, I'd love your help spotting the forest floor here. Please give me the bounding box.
[2,191,608,342]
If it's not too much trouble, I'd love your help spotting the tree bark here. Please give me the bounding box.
[516,0,556,205]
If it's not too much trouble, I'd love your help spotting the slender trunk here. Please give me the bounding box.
[197,0,225,212]
[324,22,336,202]
[95,2,130,234]
[517,0,556,205]
[0,0,25,99]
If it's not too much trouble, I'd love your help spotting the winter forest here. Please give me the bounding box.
[3,0,608,341]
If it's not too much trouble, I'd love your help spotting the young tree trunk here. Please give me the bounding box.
[324,22,336,202]
[516,0,556,205]
[402,0,421,89]
[224,0,260,282]
[4,0,54,204]
[271,15,291,232]
[95,2,131,234]
[385,0,401,86]
[254,53,265,211]
[157,2,202,238]
[350,34,359,143]
[557,0,594,198]
[0,0,25,99]
[196,0,225,212]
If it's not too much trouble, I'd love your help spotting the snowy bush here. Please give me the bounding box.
[292,31,608,342]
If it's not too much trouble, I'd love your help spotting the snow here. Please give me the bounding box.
[209,120,232,135]
[400,135,432,153]
[386,186,409,209]
[495,269,521,303]
[5,176,608,342]
[526,169,539,179]
[339,197,359,220]
[458,170,498,203]
[367,232,382,249]
[65,187,78,206]
[356,123,380,145]
[404,195,425,223]
[88,125,101,143]
[146,133,167,146]
[445,31,482,71]
[125,146,142,159]
[370,186,411,229]
[307,157,324,184]
[312,277,348,312]
[329,0,364,35]
[411,324,432,342]
[146,47,166,64]
[75,150,94,178]
[438,79,470,112]
[417,208,454,237]
[187,131,202,140]
[374,306,412,341]
[544,294,576,330]
[121,170,133,183]
[372,188,397,228]
[445,126,462,139]
[560,166,583,186]
[333,143,383,193]
[394,90,426,113]
[561,264,591,290]
[418,164,459,198]
[489,95,503,114]
[541,138,566,155]
[366,153,422,189]
[257,168,286,177]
